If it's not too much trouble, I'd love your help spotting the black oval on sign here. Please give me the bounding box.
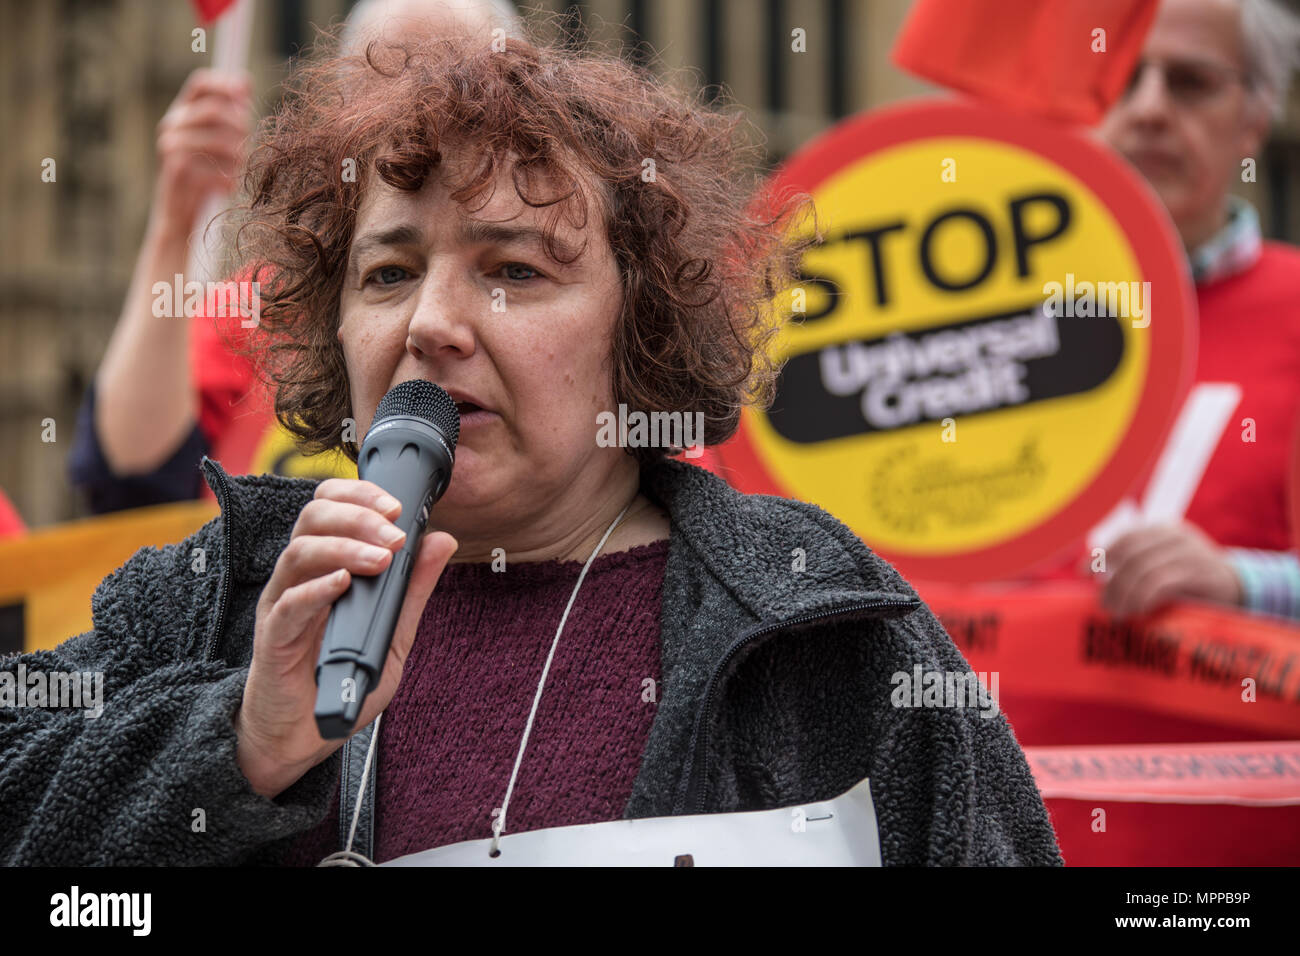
[767,302,1125,443]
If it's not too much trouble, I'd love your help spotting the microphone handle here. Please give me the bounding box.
[314,519,420,740]
[314,420,452,739]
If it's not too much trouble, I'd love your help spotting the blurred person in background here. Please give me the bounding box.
[67,0,521,515]
[1092,0,1300,619]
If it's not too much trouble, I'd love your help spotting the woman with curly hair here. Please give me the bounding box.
[0,26,1062,866]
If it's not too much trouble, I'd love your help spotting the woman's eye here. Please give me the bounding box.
[368,265,410,286]
[498,262,541,282]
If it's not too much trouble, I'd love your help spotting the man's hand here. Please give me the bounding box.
[1097,521,1242,617]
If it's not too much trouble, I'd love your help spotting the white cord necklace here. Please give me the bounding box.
[319,498,635,866]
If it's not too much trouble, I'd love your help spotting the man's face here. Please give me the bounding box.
[1098,0,1270,248]
[337,143,626,534]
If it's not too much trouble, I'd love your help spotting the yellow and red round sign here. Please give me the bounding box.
[717,99,1195,582]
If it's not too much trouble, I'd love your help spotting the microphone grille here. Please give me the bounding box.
[372,380,460,452]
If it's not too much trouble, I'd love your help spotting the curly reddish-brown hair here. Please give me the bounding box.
[236,21,818,464]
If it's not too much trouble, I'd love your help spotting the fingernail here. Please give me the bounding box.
[382,525,406,546]
[378,495,401,514]
[363,545,390,563]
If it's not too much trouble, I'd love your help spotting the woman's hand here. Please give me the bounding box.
[235,478,458,799]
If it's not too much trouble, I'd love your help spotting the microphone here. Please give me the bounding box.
[314,380,460,739]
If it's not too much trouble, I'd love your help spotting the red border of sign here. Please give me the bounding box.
[714,97,1197,583]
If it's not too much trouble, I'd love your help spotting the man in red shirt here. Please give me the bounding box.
[1089,0,1300,619]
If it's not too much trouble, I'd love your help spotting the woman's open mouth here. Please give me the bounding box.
[454,401,498,429]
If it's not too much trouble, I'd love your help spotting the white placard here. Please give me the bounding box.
[380,775,882,867]
[1087,382,1243,550]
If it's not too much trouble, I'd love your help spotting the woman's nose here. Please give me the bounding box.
[405,267,479,361]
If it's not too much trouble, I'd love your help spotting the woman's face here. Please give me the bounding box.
[338,143,628,539]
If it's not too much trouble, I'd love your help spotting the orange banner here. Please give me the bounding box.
[0,501,217,654]
[916,580,1300,738]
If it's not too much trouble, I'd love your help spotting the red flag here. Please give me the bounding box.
[891,0,1160,125]
[0,487,24,540]
[190,0,237,24]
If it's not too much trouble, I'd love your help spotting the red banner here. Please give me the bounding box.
[1026,741,1300,805]
[1023,742,1300,865]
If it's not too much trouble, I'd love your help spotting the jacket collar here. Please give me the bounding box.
[201,454,919,617]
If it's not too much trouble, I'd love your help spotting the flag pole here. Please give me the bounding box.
[187,0,256,285]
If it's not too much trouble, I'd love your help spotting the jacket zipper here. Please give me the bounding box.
[674,598,921,815]
[203,461,236,664]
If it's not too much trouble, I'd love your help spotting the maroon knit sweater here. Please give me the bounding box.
[281,538,670,865]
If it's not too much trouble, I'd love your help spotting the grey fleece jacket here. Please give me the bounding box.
[0,455,1063,866]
